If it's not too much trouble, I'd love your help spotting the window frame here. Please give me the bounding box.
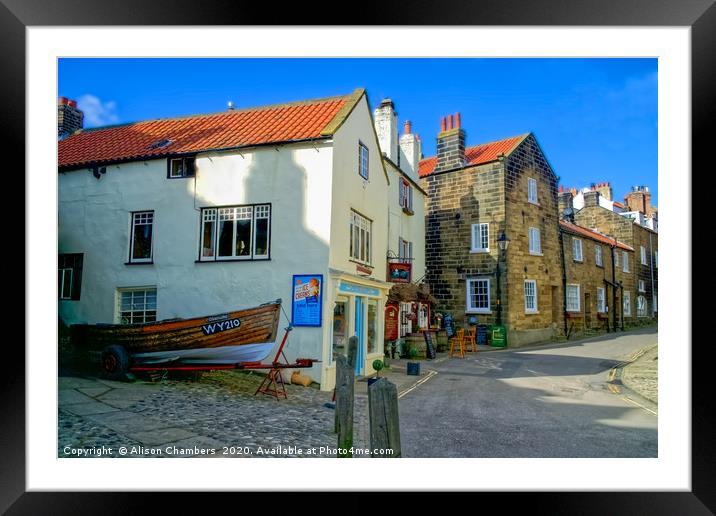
[524,279,538,313]
[398,237,413,264]
[527,177,538,204]
[623,291,632,316]
[572,237,583,262]
[128,210,154,264]
[358,141,369,180]
[595,245,603,267]
[116,286,157,325]
[638,279,646,292]
[167,156,196,179]
[566,284,581,312]
[466,277,491,314]
[596,287,606,313]
[198,203,272,262]
[471,223,490,253]
[636,295,648,317]
[640,245,647,265]
[58,253,83,300]
[399,178,413,213]
[529,227,542,255]
[349,209,372,266]
[623,251,630,272]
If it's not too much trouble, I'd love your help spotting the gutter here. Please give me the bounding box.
[558,226,569,337]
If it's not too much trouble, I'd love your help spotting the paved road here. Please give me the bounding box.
[399,327,658,458]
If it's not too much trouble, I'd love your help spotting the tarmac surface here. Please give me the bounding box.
[397,326,658,458]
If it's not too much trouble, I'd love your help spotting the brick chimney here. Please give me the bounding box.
[583,189,601,208]
[595,181,613,201]
[624,185,654,217]
[58,97,84,139]
[373,98,399,163]
[434,112,466,173]
[399,120,421,180]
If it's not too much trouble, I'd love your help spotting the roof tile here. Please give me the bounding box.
[59,95,350,168]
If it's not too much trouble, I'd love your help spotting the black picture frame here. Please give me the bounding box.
[10,0,709,512]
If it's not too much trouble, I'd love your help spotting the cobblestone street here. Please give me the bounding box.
[59,370,362,458]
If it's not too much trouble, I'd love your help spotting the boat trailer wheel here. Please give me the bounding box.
[100,345,131,380]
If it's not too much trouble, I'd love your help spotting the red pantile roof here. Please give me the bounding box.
[418,133,528,177]
[58,90,361,169]
[612,201,625,209]
[559,220,634,251]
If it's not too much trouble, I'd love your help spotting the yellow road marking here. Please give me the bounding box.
[398,370,437,399]
[621,395,657,416]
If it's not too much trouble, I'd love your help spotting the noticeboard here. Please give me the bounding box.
[443,313,455,338]
[423,331,437,359]
[384,303,399,341]
[291,274,323,327]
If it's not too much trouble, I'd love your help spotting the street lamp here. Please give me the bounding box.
[495,231,510,325]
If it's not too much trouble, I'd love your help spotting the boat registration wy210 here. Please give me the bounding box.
[201,315,241,336]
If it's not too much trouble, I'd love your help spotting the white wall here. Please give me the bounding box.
[385,160,426,283]
[58,141,334,382]
[329,95,389,281]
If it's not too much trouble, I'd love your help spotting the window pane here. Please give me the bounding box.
[202,219,215,258]
[218,220,234,257]
[255,218,269,256]
[236,219,252,256]
[171,159,183,177]
[367,299,378,354]
[132,214,153,260]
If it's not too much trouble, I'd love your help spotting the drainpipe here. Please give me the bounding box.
[649,232,656,317]
[611,242,617,332]
[558,227,568,337]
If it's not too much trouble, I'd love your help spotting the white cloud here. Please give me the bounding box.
[76,94,119,127]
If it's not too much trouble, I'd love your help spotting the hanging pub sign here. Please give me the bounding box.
[291,274,323,327]
[387,262,412,283]
[384,303,399,341]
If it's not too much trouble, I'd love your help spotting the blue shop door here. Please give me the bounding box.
[354,297,365,375]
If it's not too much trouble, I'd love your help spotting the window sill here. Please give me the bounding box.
[125,261,153,265]
[573,259,584,263]
[525,310,539,315]
[401,207,414,216]
[566,311,583,317]
[529,252,544,257]
[195,258,270,263]
[528,200,540,206]
[466,309,492,314]
[470,249,490,254]
[349,259,373,269]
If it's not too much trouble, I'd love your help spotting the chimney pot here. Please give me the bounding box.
[58,96,68,105]
[447,114,453,130]
[68,99,77,108]
[456,112,461,128]
[440,117,446,132]
[404,120,411,135]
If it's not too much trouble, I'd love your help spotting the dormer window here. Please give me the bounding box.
[168,157,196,178]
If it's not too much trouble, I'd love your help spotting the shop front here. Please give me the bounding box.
[385,282,435,357]
[326,270,390,388]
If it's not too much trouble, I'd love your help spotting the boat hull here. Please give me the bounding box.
[70,300,282,361]
[131,342,276,365]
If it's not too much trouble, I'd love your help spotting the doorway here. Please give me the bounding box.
[332,296,349,365]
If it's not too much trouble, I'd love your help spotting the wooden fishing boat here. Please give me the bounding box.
[70,299,282,379]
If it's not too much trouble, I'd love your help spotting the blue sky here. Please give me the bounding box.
[59,58,657,205]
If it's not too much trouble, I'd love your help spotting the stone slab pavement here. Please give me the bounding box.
[619,343,658,405]
[59,363,433,459]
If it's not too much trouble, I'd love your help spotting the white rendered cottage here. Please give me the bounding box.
[58,89,393,390]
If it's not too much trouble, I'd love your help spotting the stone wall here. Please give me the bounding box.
[575,204,657,320]
[421,161,505,326]
[503,134,562,345]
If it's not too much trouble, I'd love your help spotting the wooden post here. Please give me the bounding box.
[335,336,357,457]
[368,377,401,458]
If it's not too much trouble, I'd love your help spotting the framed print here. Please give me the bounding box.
[10,0,712,512]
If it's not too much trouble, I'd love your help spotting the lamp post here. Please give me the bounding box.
[495,231,510,326]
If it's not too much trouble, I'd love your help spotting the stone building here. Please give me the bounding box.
[573,190,658,320]
[558,214,636,338]
[420,115,562,347]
